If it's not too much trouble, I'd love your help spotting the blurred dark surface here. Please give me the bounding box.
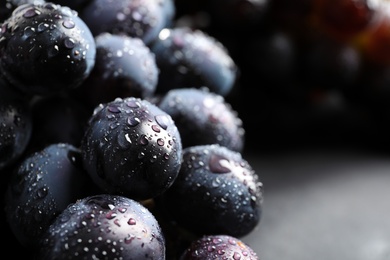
[242,148,390,260]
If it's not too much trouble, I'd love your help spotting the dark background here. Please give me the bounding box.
[242,148,390,260]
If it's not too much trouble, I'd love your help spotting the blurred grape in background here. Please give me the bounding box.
[174,0,390,153]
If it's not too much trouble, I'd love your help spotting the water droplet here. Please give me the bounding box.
[63,37,75,49]
[117,133,132,150]
[207,245,214,252]
[127,116,140,127]
[48,45,59,57]
[157,138,164,146]
[217,249,225,255]
[126,99,140,108]
[138,152,145,159]
[155,115,169,130]
[23,26,35,37]
[44,3,57,10]
[228,238,236,245]
[209,154,231,174]
[118,207,127,213]
[109,122,119,130]
[128,218,136,225]
[212,177,221,187]
[37,187,48,198]
[125,235,135,244]
[13,115,21,126]
[23,8,40,18]
[139,135,149,146]
[150,155,157,163]
[37,22,49,32]
[151,124,160,133]
[62,20,75,29]
[106,211,117,220]
[59,213,71,223]
[107,105,121,113]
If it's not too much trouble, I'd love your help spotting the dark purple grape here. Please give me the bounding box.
[300,33,361,91]
[81,97,182,200]
[0,0,46,22]
[312,0,376,42]
[180,234,259,260]
[155,144,263,238]
[342,60,390,110]
[150,27,239,96]
[157,87,245,152]
[27,94,91,153]
[0,78,32,170]
[37,194,166,259]
[73,32,159,110]
[80,0,175,45]
[0,2,96,95]
[242,30,296,88]
[4,143,96,249]
[267,0,313,35]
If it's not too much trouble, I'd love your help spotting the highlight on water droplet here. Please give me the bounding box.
[138,135,149,146]
[127,116,140,127]
[126,99,141,108]
[209,154,231,174]
[63,37,75,49]
[107,105,121,113]
[62,19,75,29]
[128,218,136,225]
[155,115,169,130]
[23,8,40,18]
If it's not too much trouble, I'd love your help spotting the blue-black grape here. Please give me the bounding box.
[37,194,166,259]
[0,0,46,22]
[0,2,96,95]
[157,87,245,152]
[81,97,182,200]
[4,143,96,249]
[180,234,259,260]
[155,144,263,238]
[80,0,175,45]
[73,32,159,110]
[0,77,32,171]
[150,26,239,96]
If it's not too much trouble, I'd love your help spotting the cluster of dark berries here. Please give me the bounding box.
[0,1,263,259]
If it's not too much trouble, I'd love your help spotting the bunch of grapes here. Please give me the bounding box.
[0,0,264,259]
[2,0,388,259]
